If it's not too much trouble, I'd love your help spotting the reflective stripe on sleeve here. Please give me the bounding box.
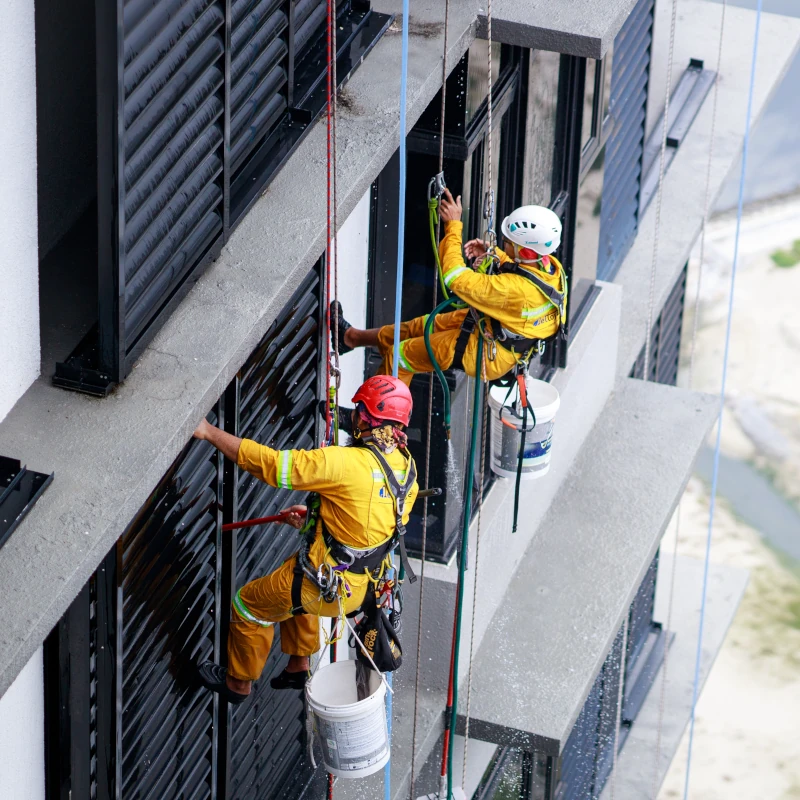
[398,340,416,374]
[276,450,293,489]
[233,589,273,627]
[443,265,468,289]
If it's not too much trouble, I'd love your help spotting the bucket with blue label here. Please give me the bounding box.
[488,377,560,480]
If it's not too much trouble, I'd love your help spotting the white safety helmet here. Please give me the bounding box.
[501,205,562,256]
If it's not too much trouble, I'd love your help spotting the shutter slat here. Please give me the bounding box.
[119,432,219,799]
[229,266,321,797]
[597,0,653,280]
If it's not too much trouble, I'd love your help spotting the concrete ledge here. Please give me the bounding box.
[461,379,718,755]
[598,553,748,800]
[477,0,638,58]
[616,0,800,375]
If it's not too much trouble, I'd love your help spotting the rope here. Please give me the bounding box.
[461,361,490,788]
[446,335,485,800]
[459,9,495,779]
[392,0,411,379]
[409,3,450,794]
[386,3,411,797]
[643,0,678,381]
[325,3,338,796]
[651,2,727,795]
[683,3,762,797]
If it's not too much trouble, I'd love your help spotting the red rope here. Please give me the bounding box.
[323,0,335,447]
[325,6,337,799]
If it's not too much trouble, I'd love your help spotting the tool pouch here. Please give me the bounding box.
[352,588,403,673]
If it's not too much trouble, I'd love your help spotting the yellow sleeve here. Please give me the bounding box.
[436,221,518,315]
[237,439,345,492]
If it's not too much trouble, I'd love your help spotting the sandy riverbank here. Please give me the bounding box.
[656,195,800,799]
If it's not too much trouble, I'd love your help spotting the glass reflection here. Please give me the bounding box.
[523,49,560,206]
[573,147,606,286]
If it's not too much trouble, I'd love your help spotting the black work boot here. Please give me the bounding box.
[270,668,309,691]
[330,300,353,355]
[317,400,355,433]
[197,661,250,704]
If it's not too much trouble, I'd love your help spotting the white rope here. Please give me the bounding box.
[651,2,727,796]
[643,0,678,380]
[460,3,494,778]
[409,5,449,796]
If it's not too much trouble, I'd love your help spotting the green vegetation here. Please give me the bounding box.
[770,239,800,268]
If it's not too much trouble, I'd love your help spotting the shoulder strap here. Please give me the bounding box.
[365,445,417,506]
[365,444,418,583]
[507,263,565,306]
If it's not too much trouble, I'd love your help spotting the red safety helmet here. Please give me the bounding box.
[352,375,413,427]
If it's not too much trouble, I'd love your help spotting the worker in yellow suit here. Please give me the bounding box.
[195,376,418,704]
[332,188,567,386]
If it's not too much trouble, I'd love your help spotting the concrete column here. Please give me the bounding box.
[333,187,371,405]
[0,0,40,423]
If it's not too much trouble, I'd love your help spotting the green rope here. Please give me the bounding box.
[429,198,450,300]
[446,334,484,799]
[423,296,460,439]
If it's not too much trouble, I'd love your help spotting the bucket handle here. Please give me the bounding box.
[345,617,395,695]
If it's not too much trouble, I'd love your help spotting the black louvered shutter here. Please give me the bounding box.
[630,262,687,384]
[98,0,227,379]
[556,627,624,800]
[229,0,290,199]
[621,553,665,730]
[229,265,323,799]
[117,410,223,799]
[294,0,327,61]
[597,0,653,281]
[557,680,602,800]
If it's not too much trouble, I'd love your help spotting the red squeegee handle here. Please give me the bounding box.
[222,488,442,532]
[221,510,304,531]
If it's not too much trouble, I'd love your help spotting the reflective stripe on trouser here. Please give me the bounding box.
[227,536,371,681]
[376,310,519,385]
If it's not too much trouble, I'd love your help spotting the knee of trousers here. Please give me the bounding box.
[227,613,276,682]
[279,616,321,657]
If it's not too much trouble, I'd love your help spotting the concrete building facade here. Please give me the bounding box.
[0,0,797,798]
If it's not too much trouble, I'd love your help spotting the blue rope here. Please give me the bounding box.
[387,3,410,797]
[392,0,410,380]
[682,3,762,797]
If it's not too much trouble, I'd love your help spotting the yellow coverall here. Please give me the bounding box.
[377,220,567,385]
[227,439,419,682]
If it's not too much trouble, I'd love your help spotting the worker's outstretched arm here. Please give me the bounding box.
[195,418,242,462]
[437,189,512,317]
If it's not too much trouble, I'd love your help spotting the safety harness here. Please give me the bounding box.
[451,260,567,371]
[290,444,418,615]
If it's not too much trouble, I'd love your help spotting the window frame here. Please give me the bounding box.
[579,56,613,182]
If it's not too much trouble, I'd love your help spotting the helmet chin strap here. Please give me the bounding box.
[512,243,547,266]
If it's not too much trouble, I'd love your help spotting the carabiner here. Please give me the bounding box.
[428,171,447,203]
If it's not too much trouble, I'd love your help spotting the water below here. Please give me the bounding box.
[445,440,463,509]
[694,446,800,562]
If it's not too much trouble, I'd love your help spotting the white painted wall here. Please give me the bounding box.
[0,0,40,423]
[333,188,371,412]
[0,648,45,800]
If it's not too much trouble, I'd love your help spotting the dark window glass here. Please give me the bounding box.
[523,49,560,206]
[573,146,606,286]
[466,40,503,127]
[581,59,598,151]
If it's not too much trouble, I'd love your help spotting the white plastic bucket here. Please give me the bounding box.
[306,660,389,778]
[488,377,560,480]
